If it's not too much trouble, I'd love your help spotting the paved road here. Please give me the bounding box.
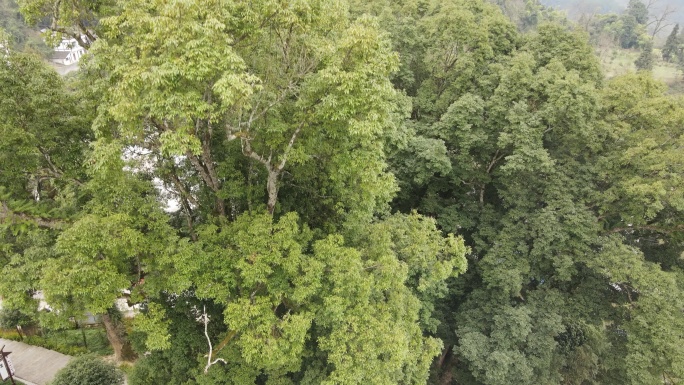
[0,338,71,385]
[48,62,79,76]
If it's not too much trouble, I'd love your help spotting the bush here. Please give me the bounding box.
[50,355,124,385]
[0,308,34,329]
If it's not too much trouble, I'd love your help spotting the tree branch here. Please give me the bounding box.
[185,151,217,191]
[480,150,503,204]
[199,306,227,374]
[277,122,304,172]
[0,201,64,229]
[212,330,237,358]
[164,156,199,236]
[241,137,269,167]
[47,0,94,49]
[77,20,97,45]
[185,149,226,218]
[37,147,83,186]
[240,121,304,214]
[199,119,223,199]
[167,166,199,208]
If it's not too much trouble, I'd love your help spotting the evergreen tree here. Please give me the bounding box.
[618,15,640,49]
[662,24,679,62]
[635,40,654,70]
[626,0,648,25]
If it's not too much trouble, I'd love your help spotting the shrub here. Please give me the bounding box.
[0,308,34,329]
[50,355,124,385]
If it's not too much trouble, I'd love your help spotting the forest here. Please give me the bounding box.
[0,0,683,384]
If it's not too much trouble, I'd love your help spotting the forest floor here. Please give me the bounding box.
[599,48,682,93]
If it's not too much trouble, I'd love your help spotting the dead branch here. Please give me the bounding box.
[199,306,227,373]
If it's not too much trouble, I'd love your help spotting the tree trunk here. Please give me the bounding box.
[76,321,88,349]
[101,313,135,362]
[266,169,278,215]
[437,346,456,385]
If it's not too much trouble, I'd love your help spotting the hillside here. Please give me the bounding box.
[541,0,684,35]
[0,0,48,56]
[542,0,626,15]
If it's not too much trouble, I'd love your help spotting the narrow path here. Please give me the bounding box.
[0,338,71,385]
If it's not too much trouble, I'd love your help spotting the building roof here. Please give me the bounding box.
[50,51,71,61]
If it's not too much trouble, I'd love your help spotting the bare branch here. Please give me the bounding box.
[241,138,269,167]
[277,122,304,172]
[200,306,227,374]
[240,121,305,215]
[647,4,677,38]
[37,147,84,186]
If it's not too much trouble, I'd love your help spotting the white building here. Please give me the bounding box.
[49,38,85,66]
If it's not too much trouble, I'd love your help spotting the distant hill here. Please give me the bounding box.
[541,0,684,35]
[0,0,49,55]
[542,0,626,15]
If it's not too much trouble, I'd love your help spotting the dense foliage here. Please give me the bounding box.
[1,0,683,384]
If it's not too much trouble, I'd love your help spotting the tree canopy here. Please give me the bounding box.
[1,0,683,384]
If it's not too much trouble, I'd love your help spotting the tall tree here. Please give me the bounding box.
[627,0,648,25]
[19,0,470,381]
[88,0,403,229]
[372,1,684,383]
[592,74,684,383]
[662,23,679,62]
[619,14,641,49]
